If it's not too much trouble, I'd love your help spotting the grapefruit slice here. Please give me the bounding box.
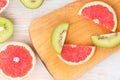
[0,0,9,13]
[58,44,95,65]
[0,42,36,80]
[78,1,117,32]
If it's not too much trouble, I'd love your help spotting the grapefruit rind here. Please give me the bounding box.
[0,42,36,80]
[58,46,95,65]
[78,1,117,32]
[0,0,9,13]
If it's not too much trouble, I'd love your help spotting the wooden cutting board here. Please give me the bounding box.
[29,0,120,80]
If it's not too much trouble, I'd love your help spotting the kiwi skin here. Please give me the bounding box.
[51,22,69,54]
[0,17,14,43]
[20,0,44,9]
[91,32,120,48]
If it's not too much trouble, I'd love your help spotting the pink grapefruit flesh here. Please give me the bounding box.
[59,44,95,65]
[78,1,117,32]
[0,0,9,13]
[0,0,7,9]
[0,42,36,79]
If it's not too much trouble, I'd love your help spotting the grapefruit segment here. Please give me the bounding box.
[78,1,117,32]
[58,44,95,65]
[0,0,9,13]
[0,0,7,9]
[0,42,36,80]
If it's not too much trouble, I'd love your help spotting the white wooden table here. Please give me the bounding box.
[0,0,120,80]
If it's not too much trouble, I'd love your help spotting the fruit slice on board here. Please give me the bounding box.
[0,0,9,13]
[58,44,95,65]
[51,22,69,54]
[91,32,120,48]
[78,1,117,32]
[0,17,14,43]
[0,42,36,80]
[20,0,44,9]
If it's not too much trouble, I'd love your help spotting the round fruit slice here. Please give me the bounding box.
[78,1,117,32]
[58,44,95,65]
[20,0,44,9]
[51,22,69,54]
[0,17,14,43]
[0,42,36,80]
[91,32,120,48]
[0,0,9,13]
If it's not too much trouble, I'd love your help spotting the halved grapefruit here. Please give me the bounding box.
[0,0,9,13]
[78,1,117,32]
[58,44,95,65]
[0,42,36,80]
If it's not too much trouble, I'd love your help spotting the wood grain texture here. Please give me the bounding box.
[29,0,120,80]
[30,0,120,80]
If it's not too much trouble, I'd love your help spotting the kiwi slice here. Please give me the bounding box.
[0,17,14,43]
[51,22,69,54]
[20,0,44,9]
[91,32,120,48]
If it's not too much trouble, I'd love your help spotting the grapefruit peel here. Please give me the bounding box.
[78,1,117,32]
[58,45,95,65]
[0,42,36,80]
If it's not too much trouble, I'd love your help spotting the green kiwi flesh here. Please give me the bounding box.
[51,22,69,54]
[20,0,44,9]
[91,32,120,48]
[0,17,14,43]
